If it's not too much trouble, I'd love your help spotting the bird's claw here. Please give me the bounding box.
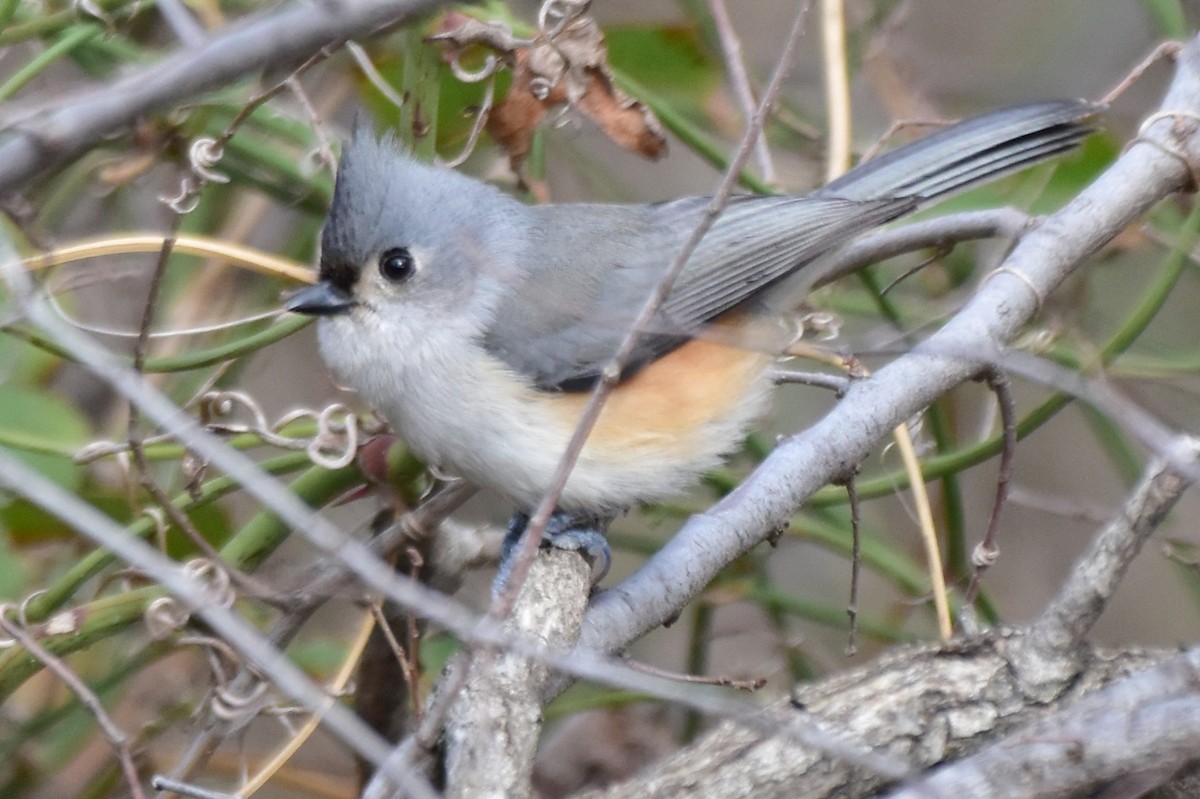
[497,510,612,591]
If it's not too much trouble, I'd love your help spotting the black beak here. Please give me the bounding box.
[284,281,355,316]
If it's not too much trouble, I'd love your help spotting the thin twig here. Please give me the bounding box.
[1015,446,1197,677]
[708,0,776,183]
[348,40,408,110]
[961,369,1016,607]
[845,475,861,656]
[368,600,420,710]
[285,76,337,171]
[768,368,851,394]
[0,0,447,194]
[1100,40,1183,106]
[123,223,281,603]
[625,655,767,692]
[152,776,239,799]
[0,607,146,799]
[814,209,1032,287]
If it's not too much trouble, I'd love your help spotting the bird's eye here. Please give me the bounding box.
[378,247,417,283]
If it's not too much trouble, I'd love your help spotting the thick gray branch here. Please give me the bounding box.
[576,634,1169,799]
[885,647,1200,799]
[574,37,1200,671]
[445,551,592,798]
[579,443,1199,797]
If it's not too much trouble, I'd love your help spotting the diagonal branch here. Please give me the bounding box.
[572,38,1200,676]
[0,0,446,196]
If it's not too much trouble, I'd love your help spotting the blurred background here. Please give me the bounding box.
[2,1,1199,796]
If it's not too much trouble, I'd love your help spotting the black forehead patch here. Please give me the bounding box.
[319,123,402,290]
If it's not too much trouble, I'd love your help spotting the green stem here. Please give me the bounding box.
[218,463,364,573]
[4,460,364,700]
[748,580,918,643]
[808,200,1200,506]
[0,24,103,101]
[681,600,712,741]
[0,587,160,700]
[400,24,440,159]
[5,315,312,374]
[146,315,312,372]
[23,452,314,622]
[0,0,20,35]
[0,0,152,45]
[928,402,967,579]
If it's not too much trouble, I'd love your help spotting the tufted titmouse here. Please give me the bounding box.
[286,99,1097,574]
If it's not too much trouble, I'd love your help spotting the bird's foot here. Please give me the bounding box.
[497,510,612,590]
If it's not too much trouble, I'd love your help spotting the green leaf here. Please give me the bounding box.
[357,36,504,156]
[0,388,91,489]
[605,25,719,122]
[0,525,27,600]
[1,495,128,547]
[1141,0,1189,37]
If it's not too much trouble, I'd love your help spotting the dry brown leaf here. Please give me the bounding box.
[432,10,666,178]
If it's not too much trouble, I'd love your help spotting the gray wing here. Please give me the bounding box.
[483,193,912,391]
[483,99,1097,391]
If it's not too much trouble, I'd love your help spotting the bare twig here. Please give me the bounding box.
[0,0,447,195]
[1011,445,1197,692]
[625,657,767,692]
[845,476,861,656]
[152,775,239,799]
[961,369,1017,608]
[814,208,1033,287]
[708,0,776,183]
[0,607,146,799]
[768,368,852,393]
[1100,40,1183,106]
[348,41,408,110]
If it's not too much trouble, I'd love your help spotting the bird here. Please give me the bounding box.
[285,99,1097,578]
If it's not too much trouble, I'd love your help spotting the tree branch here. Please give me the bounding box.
[0,0,446,196]
[571,35,1200,678]
[885,646,1200,799]
[575,439,1199,796]
[444,550,591,798]
[1009,446,1197,695]
[574,635,1171,799]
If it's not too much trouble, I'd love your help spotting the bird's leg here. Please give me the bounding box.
[499,509,612,587]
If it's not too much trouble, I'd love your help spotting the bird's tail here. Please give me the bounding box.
[816,99,1100,204]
